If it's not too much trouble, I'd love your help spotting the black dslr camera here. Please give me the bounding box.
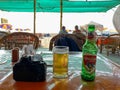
[13,54,47,82]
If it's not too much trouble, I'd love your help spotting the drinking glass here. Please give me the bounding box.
[53,46,69,78]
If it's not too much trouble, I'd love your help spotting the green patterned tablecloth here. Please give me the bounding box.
[0,48,116,82]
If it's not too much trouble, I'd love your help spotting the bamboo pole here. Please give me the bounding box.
[60,0,63,31]
[33,0,36,34]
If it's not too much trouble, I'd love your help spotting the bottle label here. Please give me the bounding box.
[83,54,96,74]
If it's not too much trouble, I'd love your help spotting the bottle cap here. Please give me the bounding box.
[88,25,95,32]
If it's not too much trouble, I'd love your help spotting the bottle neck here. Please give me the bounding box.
[87,31,96,43]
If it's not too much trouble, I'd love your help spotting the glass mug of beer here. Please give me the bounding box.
[53,46,69,78]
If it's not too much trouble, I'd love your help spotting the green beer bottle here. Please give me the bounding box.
[81,24,98,81]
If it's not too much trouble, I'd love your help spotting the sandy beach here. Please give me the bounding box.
[40,33,57,48]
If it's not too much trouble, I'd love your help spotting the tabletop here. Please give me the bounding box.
[0,49,120,90]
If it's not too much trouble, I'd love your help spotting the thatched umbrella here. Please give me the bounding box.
[88,21,104,31]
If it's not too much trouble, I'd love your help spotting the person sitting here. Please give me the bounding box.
[73,25,81,34]
[59,26,68,34]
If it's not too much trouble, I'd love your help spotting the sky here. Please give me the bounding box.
[0,6,118,33]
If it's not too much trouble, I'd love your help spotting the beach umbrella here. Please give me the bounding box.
[0,23,12,30]
[15,28,31,32]
[24,28,31,31]
[15,28,23,32]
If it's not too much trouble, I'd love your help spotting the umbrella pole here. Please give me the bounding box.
[34,0,36,34]
[60,0,63,31]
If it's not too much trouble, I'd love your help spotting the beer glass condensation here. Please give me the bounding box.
[53,46,69,78]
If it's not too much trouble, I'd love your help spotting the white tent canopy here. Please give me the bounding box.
[113,5,120,33]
